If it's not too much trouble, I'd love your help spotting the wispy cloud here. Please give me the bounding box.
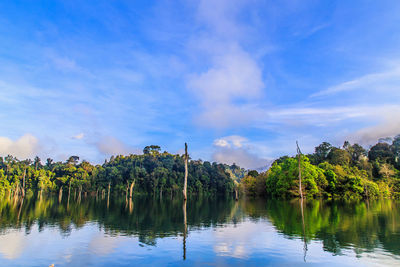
[1,0,400,163]
[347,105,400,144]
[311,66,400,97]
[188,45,264,128]
[95,136,141,156]
[187,0,265,128]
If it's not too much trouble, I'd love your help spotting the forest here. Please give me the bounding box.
[241,135,400,199]
[0,145,235,199]
[1,135,400,200]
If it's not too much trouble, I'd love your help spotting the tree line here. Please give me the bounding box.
[240,135,400,199]
[1,135,400,200]
[0,145,234,199]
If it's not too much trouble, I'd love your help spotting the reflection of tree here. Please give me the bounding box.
[262,199,400,256]
[183,200,187,260]
[0,196,398,258]
[0,195,237,245]
[300,198,307,262]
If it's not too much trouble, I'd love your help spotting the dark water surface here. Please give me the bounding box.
[0,195,399,266]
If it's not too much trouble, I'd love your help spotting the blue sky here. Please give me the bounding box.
[1,0,400,168]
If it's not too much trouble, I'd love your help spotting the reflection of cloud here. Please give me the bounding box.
[212,220,273,259]
[89,234,122,255]
[0,231,25,259]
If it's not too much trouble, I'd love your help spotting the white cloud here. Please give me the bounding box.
[96,136,141,156]
[348,106,400,144]
[0,134,41,159]
[214,135,247,148]
[72,133,85,140]
[212,136,270,169]
[185,0,265,129]
[188,46,264,128]
[260,104,400,147]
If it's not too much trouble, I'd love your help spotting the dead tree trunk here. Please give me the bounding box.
[296,141,304,200]
[234,181,239,201]
[68,180,71,200]
[129,198,133,214]
[107,181,111,209]
[58,186,63,203]
[22,167,27,198]
[78,185,82,203]
[13,184,20,204]
[129,180,135,198]
[183,143,188,201]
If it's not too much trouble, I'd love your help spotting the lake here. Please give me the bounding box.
[0,195,399,266]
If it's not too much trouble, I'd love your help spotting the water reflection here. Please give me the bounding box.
[0,195,399,265]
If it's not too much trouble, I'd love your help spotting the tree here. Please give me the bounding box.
[328,148,351,166]
[248,170,259,177]
[379,163,395,179]
[46,158,54,169]
[343,142,366,162]
[391,135,400,168]
[266,156,327,198]
[66,156,80,165]
[241,175,257,196]
[315,142,332,163]
[351,144,367,162]
[369,143,393,163]
[143,145,161,155]
[21,159,32,197]
[34,156,41,170]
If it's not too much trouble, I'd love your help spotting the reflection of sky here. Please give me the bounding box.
[0,220,399,266]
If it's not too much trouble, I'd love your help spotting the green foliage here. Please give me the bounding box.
[0,148,235,197]
[262,138,400,200]
[314,142,332,164]
[2,136,400,200]
[328,148,351,166]
[265,156,327,198]
[369,142,393,163]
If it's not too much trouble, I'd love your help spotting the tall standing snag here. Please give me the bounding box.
[297,141,307,261]
[183,143,188,201]
[296,141,304,200]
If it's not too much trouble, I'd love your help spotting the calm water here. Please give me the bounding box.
[0,195,399,266]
